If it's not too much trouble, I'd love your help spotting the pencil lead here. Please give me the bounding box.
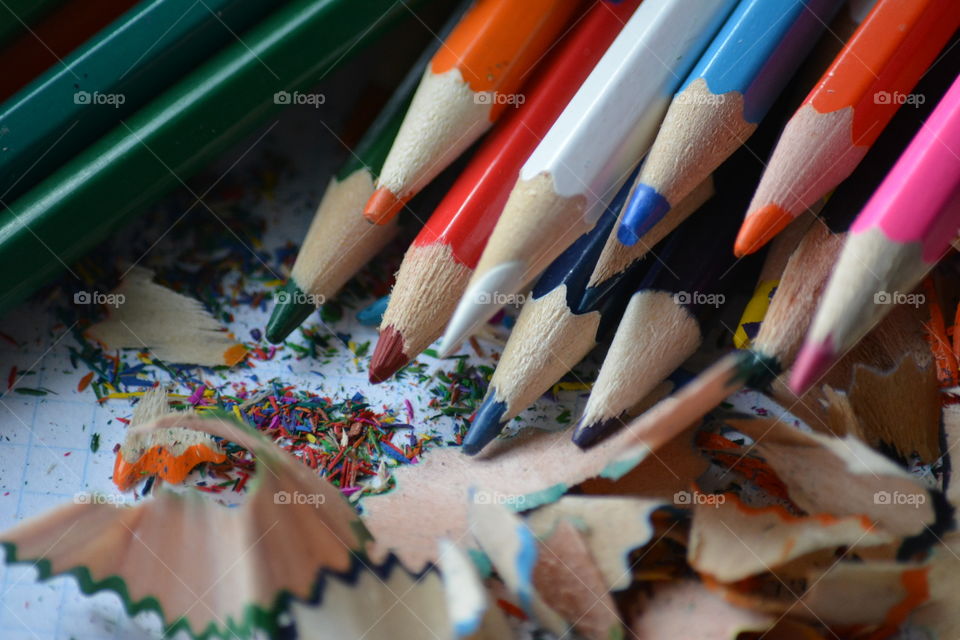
[369,325,409,384]
[265,282,316,344]
[617,184,670,246]
[790,338,837,395]
[571,415,620,449]
[576,287,602,315]
[735,203,792,257]
[440,262,525,356]
[357,294,389,327]
[462,393,508,456]
[363,186,407,225]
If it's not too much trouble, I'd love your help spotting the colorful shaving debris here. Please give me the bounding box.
[67,319,500,496]
[176,382,440,497]
[42,187,501,498]
[420,354,494,442]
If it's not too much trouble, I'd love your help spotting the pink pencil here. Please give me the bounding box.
[791,72,960,394]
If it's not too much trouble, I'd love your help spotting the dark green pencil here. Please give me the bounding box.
[266,0,472,343]
[0,0,436,315]
[0,0,281,203]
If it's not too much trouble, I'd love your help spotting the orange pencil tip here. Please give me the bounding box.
[734,204,794,257]
[364,187,407,225]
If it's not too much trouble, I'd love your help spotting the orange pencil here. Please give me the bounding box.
[362,0,581,224]
[735,0,960,257]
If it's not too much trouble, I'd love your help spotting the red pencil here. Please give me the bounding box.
[369,0,642,383]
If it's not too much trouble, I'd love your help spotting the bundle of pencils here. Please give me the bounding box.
[368,0,642,383]
[13,1,960,637]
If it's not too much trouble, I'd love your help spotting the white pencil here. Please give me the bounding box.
[438,0,737,355]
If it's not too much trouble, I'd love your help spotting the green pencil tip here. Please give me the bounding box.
[265,281,317,344]
[732,349,782,391]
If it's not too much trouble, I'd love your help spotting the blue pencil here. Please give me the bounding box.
[573,191,751,448]
[462,168,647,456]
[617,0,845,246]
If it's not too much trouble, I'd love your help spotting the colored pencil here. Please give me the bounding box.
[0,0,436,314]
[735,0,960,257]
[462,171,643,455]
[732,212,815,349]
[0,0,140,102]
[573,166,755,448]
[368,0,642,383]
[615,49,958,456]
[579,177,714,312]
[582,66,806,312]
[0,0,64,48]
[439,0,737,356]
[612,199,846,459]
[362,0,581,225]
[616,0,845,245]
[0,0,281,204]
[265,0,472,344]
[791,74,960,394]
[729,1,883,348]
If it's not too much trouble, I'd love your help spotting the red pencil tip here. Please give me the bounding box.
[734,203,794,257]
[364,187,407,225]
[369,325,409,384]
[790,339,837,394]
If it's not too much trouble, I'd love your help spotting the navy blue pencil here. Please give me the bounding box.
[462,168,648,456]
[572,202,748,448]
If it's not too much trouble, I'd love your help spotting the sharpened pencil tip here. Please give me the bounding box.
[618,184,670,246]
[461,393,508,456]
[364,187,407,225]
[266,282,317,344]
[735,203,793,257]
[790,338,836,395]
[441,262,526,357]
[369,325,409,384]
[571,415,620,449]
[357,295,389,327]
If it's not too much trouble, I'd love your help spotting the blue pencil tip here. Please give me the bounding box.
[461,394,508,456]
[357,294,389,327]
[618,185,670,246]
[571,415,621,449]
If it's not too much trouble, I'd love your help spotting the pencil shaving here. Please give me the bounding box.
[87,267,247,367]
